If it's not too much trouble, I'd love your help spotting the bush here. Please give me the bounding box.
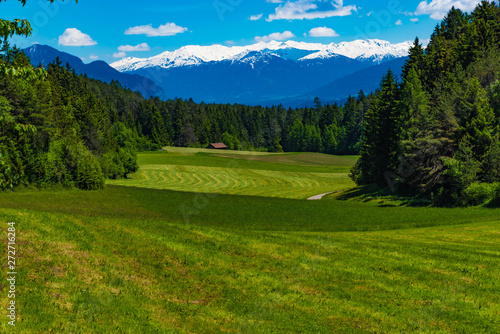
[349,159,362,183]
[76,149,105,190]
[46,140,105,190]
[461,182,495,206]
[99,148,138,180]
[118,148,139,175]
[99,152,126,180]
[45,141,74,188]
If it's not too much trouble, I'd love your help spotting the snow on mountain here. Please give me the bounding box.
[301,39,413,62]
[110,39,411,72]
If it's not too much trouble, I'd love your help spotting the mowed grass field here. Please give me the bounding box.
[0,148,499,333]
[108,149,357,199]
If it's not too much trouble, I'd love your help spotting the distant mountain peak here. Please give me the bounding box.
[23,44,165,99]
[301,39,412,61]
[110,39,411,72]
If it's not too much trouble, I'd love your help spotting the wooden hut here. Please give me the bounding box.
[208,143,228,150]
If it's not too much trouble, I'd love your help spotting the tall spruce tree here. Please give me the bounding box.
[402,38,425,82]
[397,67,443,192]
[354,70,400,186]
[457,77,495,161]
[483,134,500,182]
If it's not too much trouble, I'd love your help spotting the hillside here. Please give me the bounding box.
[23,44,165,99]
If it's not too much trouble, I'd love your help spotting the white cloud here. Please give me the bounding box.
[308,26,339,37]
[395,19,403,25]
[58,28,97,46]
[255,31,295,43]
[249,13,263,21]
[89,54,99,60]
[414,0,481,20]
[267,0,357,21]
[113,52,127,58]
[410,17,419,22]
[266,0,284,3]
[118,43,151,52]
[125,23,188,37]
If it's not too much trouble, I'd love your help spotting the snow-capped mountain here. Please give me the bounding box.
[22,40,411,106]
[301,39,412,62]
[111,39,411,72]
[106,39,412,106]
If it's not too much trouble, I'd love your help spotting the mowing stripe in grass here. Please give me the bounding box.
[109,164,354,199]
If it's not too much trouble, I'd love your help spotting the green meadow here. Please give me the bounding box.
[108,149,357,199]
[1,148,499,333]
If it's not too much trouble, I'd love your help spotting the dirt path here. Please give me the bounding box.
[307,191,338,200]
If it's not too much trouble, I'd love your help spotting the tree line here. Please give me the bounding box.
[351,1,500,206]
[135,94,369,155]
[1,5,368,191]
[1,43,368,191]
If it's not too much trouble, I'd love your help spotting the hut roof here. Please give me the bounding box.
[209,143,228,149]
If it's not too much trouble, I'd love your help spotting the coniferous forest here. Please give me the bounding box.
[351,1,500,206]
[1,1,500,206]
[0,32,367,191]
[0,42,367,192]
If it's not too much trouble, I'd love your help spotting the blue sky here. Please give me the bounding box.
[2,0,487,63]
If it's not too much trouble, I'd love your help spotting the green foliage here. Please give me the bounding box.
[0,94,13,129]
[0,19,32,41]
[399,67,431,141]
[457,77,495,160]
[348,158,362,184]
[402,37,425,81]
[461,181,496,206]
[443,139,481,191]
[45,140,74,188]
[354,2,500,206]
[76,148,105,190]
[0,142,22,190]
[483,134,500,182]
[357,70,400,186]
[99,148,139,180]
[43,140,106,190]
[268,138,283,153]
[287,120,306,152]
[221,131,241,150]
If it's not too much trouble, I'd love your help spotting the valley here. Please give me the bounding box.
[1,148,499,333]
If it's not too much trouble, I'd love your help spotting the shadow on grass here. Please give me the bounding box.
[333,184,433,208]
[334,184,381,201]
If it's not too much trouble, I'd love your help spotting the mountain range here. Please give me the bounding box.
[110,39,411,106]
[23,45,165,99]
[23,40,412,106]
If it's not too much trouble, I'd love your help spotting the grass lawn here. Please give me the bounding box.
[0,187,499,333]
[0,148,499,333]
[108,150,357,199]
